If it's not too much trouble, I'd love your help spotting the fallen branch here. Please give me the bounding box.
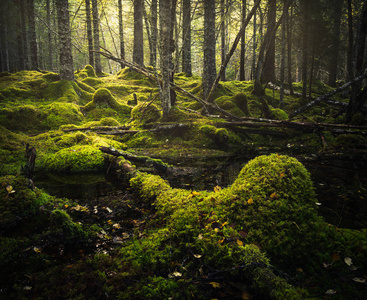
[62,126,131,132]
[100,146,170,172]
[289,72,367,119]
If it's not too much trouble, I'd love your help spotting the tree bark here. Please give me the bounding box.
[182,0,192,76]
[46,0,53,70]
[327,0,342,87]
[85,0,93,66]
[56,0,74,80]
[92,0,102,73]
[239,0,246,81]
[150,0,158,67]
[202,0,217,102]
[27,0,38,70]
[220,0,226,82]
[301,0,309,102]
[261,0,276,84]
[133,0,144,66]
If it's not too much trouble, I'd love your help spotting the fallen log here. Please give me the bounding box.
[62,126,131,132]
[100,146,170,173]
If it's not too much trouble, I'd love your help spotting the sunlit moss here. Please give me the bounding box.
[45,102,84,129]
[131,103,161,125]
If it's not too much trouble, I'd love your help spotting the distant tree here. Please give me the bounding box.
[133,0,144,66]
[27,0,38,70]
[261,0,276,84]
[182,0,192,76]
[301,0,309,102]
[159,0,171,117]
[86,0,94,66]
[56,0,74,80]
[150,0,157,67]
[203,0,216,102]
[46,0,53,70]
[220,0,226,81]
[239,0,246,81]
[92,0,102,73]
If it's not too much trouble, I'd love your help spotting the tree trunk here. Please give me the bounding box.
[346,0,367,122]
[92,0,102,73]
[27,0,38,70]
[182,0,192,76]
[203,0,217,102]
[280,2,286,108]
[56,0,74,80]
[327,0,342,87]
[16,0,25,71]
[251,8,257,80]
[46,0,53,70]
[220,0,226,81]
[301,0,309,102]
[286,3,294,95]
[150,0,157,67]
[261,0,276,84]
[86,0,94,66]
[239,0,246,81]
[159,0,171,118]
[133,0,144,66]
[169,0,178,107]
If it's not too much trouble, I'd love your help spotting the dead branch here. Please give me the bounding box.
[289,72,367,119]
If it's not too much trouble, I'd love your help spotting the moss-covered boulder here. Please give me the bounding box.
[232,92,250,115]
[83,88,131,114]
[44,80,80,103]
[45,102,84,129]
[215,95,245,117]
[0,175,53,228]
[0,105,47,132]
[131,103,161,124]
[44,145,105,173]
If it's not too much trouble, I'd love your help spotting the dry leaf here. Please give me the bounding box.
[247,198,254,205]
[209,282,221,288]
[270,192,278,199]
[352,277,366,283]
[198,233,203,240]
[237,239,244,247]
[193,254,202,258]
[325,289,337,295]
[214,185,222,192]
[344,257,353,266]
[238,231,247,238]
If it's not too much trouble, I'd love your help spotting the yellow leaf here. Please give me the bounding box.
[210,282,221,288]
[191,191,200,197]
[214,185,222,192]
[220,221,228,228]
[237,239,244,247]
[6,185,13,192]
[107,220,114,225]
[64,204,69,208]
[33,247,42,253]
[270,192,278,199]
[280,173,285,178]
[247,198,254,205]
[218,237,225,244]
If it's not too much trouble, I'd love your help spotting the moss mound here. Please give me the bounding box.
[83,88,131,114]
[131,103,161,124]
[45,102,84,129]
[44,145,105,173]
[0,175,53,228]
[215,95,245,117]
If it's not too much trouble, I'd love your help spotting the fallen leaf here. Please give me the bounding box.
[191,191,200,197]
[237,239,244,247]
[193,254,202,258]
[344,257,353,266]
[214,185,222,192]
[210,282,221,288]
[325,289,337,295]
[33,247,42,253]
[220,221,228,228]
[238,230,247,238]
[168,271,182,278]
[113,223,121,229]
[270,192,278,199]
[352,277,366,283]
[247,198,254,205]
[198,233,203,240]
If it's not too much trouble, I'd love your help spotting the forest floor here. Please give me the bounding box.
[1,66,367,299]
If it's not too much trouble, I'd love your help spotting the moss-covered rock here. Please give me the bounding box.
[0,105,47,132]
[44,80,80,103]
[215,95,245,117]
[83,88,132,114]
[0,175,53,228]
[45,102,84,129]
[232,92,250,115]
[44,145,105,173]
[131,103,161,124]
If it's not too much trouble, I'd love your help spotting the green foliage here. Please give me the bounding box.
[232,92,250,115]
[44,145,105,173]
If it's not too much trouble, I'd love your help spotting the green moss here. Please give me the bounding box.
[44,145,105,173]
[232,92,250,115]
[215,95,245,117]
[42,72,60,81]
[81,77,104,87]
[45,102,84,129]
[44,80,80,103]
[334,134,367,149]
[83,88,132,115]
[0,104,47,132]
[131,103,161,124]
[270,107,289,120]
[0,175,54,228]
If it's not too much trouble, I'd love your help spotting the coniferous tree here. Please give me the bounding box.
[92,0,101,73]
[56,0,74,80]
[203,0,216,102]
[239,0,246,81]
[182,0,192,76]
[27,0,38,70]
[150,0,157,67]
[86,0,94,66]
[133,0,144,66]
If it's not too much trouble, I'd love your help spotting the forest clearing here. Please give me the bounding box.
[1,0,367,299]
